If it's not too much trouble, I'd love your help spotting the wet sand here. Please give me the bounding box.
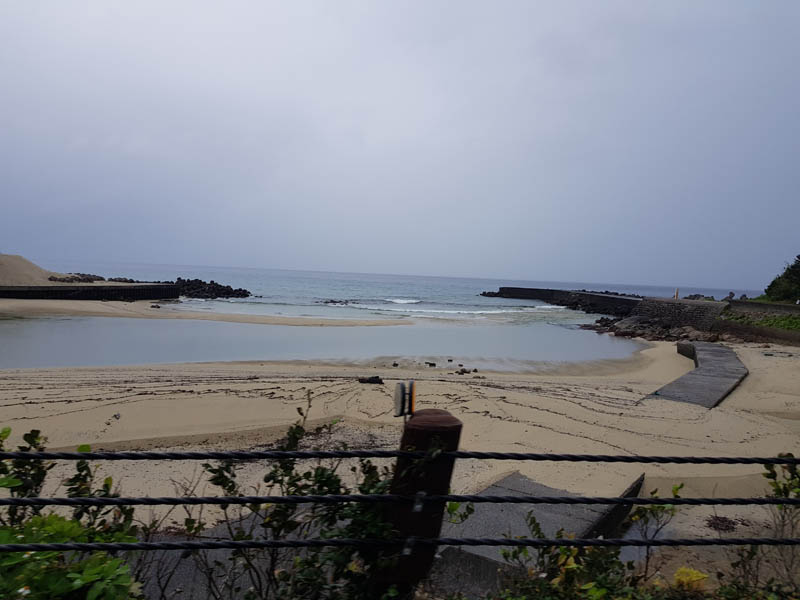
[1,343,797,498]
[1,340,798,580]
[0,298,409,326]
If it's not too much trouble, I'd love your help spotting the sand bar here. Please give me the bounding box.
[0,299,410,327]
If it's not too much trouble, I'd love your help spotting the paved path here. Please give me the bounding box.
[646,341,748,408]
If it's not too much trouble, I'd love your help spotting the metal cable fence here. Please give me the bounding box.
[1,448,797,553]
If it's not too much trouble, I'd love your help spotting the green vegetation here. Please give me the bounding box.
[723,312,800,331]
[0,428,140,600]
[451,459,799,600]
[0,515,139,600]
[764,254,800,302]
[758,315,800,330]
[0,398,401,600]
[187,394,399,600]
[746,295,794,304]
[2,414,799,599]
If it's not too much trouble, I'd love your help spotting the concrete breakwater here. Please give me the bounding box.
[630,297,726,331]
[0,284,179,301]
[482,287,731,331]
[481,287,641,317]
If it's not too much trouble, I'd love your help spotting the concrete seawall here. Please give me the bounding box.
[0,284,180,301]
[482,287,732,331]
[482,287,641,317]
[631,298,727,331]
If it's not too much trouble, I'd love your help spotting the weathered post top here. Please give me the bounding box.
[373,408,463,596]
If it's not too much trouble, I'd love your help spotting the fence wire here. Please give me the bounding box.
[1,450,798,464]
[2,449,797,554]
[1,537,799,554]
[2,494,799,508]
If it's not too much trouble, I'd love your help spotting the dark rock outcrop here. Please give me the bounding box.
[48,273,106,283]
[581,315,721,343]
[174,278,251,299]
[82,275,253,298]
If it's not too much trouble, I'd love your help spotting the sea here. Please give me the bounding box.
[0,260,761,370]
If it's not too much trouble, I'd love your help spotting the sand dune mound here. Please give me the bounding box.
[0,254,65,286]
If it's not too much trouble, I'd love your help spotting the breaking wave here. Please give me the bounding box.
[345,304,567,315]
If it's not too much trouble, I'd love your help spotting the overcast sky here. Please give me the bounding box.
[1,2,798,289]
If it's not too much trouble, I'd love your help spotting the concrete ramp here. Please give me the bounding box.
[646,341,748,408]
[430,472,643,598]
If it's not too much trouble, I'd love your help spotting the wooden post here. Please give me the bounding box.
[373,408,463,596]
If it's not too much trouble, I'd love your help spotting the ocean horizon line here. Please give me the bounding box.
[30,256,764,297]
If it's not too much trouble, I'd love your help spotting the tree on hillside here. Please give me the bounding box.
[765,254,800,302]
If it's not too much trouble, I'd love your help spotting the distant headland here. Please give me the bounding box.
[0,254,250,300]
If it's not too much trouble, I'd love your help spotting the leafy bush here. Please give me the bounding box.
[0,514,140,600]
[0,395,406,600]
[0,427,141,600]
[183,394,400,600]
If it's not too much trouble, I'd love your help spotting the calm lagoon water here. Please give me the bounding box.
[0,317,643,370]
[6,260,738,369]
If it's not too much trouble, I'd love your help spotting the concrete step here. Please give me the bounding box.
[429,471,644,598]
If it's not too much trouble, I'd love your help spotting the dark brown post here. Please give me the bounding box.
[374,408,463,596]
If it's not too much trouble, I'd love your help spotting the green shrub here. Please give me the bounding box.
[463,476,800,600]
[722,312,800,331]
[758,315,800,331]
[3,417,800,599]
[0,427,141,599]
[186,394,400,600]
[0,514,140,600]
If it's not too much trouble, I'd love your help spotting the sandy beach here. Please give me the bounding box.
[0,299,410,327]
[2,342,797,506]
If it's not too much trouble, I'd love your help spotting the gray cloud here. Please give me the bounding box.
[2,1,798,289]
